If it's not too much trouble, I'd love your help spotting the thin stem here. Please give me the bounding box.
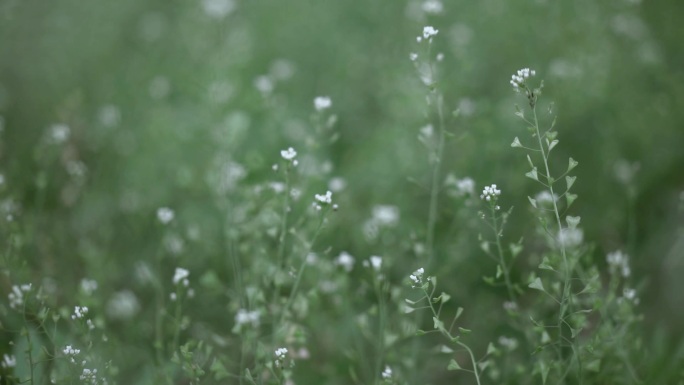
[490,205,515,301]
[426,94,446,268]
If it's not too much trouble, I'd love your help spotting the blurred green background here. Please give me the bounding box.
[1,0,683,383]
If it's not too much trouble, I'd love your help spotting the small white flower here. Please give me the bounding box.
[422,0,443,14]
[8,283,31,309]
[409,52,418,61]
[314,96,332,111]
[510,68,536,91]
[314,190,334,210]
[422,26,439,40]
[372,205,399,226]
[64,345,81,356]
[369,256,382,271]
[335,251,355,272]
[409,267,425,286]
[49,124,70,144]
[280,147,297,161]
[382,365,393,379]
[172,267,189,285]
[157,207,174,224]
[2,354,16,368]
[71,306,89,320]
[606,250,631,278]
[480,184,502,204]
[254,75,274,94]
[235,309,260,327]
[80,279,98,295]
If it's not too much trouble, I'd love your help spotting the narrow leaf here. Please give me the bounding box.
[548,139,559,152]
[528,196,537,208]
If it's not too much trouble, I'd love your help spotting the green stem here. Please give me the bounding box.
[426,94,446,269]
[491,205,515,301]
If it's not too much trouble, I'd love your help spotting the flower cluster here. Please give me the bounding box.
[409,267,425,287]
[480,184,501,209]
[235,309,260,327]
[71,306,89,320]
[417,26,439,42]
[313,190,337,211]
[1,354,16,369]
[382,365,393,380]
[280,147,298,165]
[63,345,81,363]
[510,68,536,91]
[606,250,631,278]
[172,267,190,286]
[8,284,31,309]
[274,347,289,368]
[314,96,332,111]
[335,251,355,272]
[80,368,98,384]
[157,207,174,224]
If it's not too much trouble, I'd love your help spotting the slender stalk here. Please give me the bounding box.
[490,205,515,301]
[426,93,447,269]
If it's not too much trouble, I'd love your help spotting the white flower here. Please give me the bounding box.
[235,309,260,327]
[313,190,334,210]
[382,365,393,379]
[558,228,583,248]
[314,96,332,111]
[2,354,16,368]
[71,306,89,320]
[274,347,289,368]
[254,75,274,94]
[201,0,235,18]
[422,0,443,14]
[106,290,140,320]
[49,124,70,144]
[370,256,382,271]
[328,177,347,192]
[510,68,536,90]
[606,250,631,278]
[372,205,399,226]
[480,184,501,203]
[8,283,31,309]
[280,147,297,161]
[157,207,174,224]
[422,26,439,39]
[172,267,189,285]
[409,267,425,286]
[335,251,355,272]
[409,52,418,61]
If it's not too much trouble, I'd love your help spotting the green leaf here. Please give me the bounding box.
[566,216,580,229]
[511,137,523,148]
[454,307,464,321]
[496,264,503,279]
[509,242,523,258]
[528,277,545,292]
[525,167,539,181]
[540,361,550,384]
[545,130,557,141]
[439,345,454,353]
[209,359,230,381]
[478,360,491,372]
[527,154,535,168]
[458,327,472,335]
[440,292,451,304]
[566,193,578,208]
[565,175,576,190]
[568,157,579,172]
[447,359,462,371]
[404,298,417,305]
[570,327,582,338]
[415,330,426,336]
[452,108,461,118]
[585,359,601,372]
[528,196,537,208]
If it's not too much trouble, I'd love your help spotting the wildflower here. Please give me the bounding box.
[382,365,393,379]
[173,267,190,285]
[510,68,536,91]
[254,75,274,94]
[421,0,443,14]
[372,205,399,226]
[1,354,15,368]
[409,267,425,286]
[49,124,70,144]
[446,175,475,197]
[80,368,98,383]
[106,290,140,320]
[335,251,355,272]
[328,177,347,192]
[422,26,439,40]
[235,309,260,327]
[498,336,519,351]
[480,184,501,203]
[64,345,81,363]
[280,147,297,160]
[8,284,31,309]
[80,279,98,295]
[558,228,584,248]
[409,52,418,61]
[606,250,631,278]
[313,190,333,211]
[370,255,382,271]
[314,96,332,111]
[157,207,174,224]
[71,306,89,320]
[274,347,289,368]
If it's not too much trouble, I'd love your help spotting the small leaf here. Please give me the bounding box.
[454,307,464,321]
[404,306,415,314]
[548,139,559,152]
[541,331,551,344]
[439,345,454,353]
[527,154,535,168]
[511,137,523,148]
[566,216,581,230]
[458,327,472,334]
[566,193,578,208]
[525,167,539,181]
[528,277,545,292]
[570,327,582,338]
[540,361,550,384]
[415,330,426,336]
[528,196,537,208]
[565,175,576,190]
[404,298,417,305]
[496,264,503,279]
[545,130,557,141]
[440,292,451,304]
[482,276,495,285]
[450,336,460,343]
[478,360,491,372]
[447,359,462,371]
[568,157,579,172]
[585,359,601,372]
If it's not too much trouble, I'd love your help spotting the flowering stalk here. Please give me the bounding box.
[479,185,516,301]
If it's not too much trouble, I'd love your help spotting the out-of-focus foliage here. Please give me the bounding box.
[0,0,683,383]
